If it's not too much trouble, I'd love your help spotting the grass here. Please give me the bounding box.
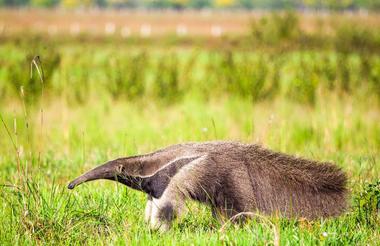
[0,94,379,245]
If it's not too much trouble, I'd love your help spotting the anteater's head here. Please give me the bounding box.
[67,158,144,190]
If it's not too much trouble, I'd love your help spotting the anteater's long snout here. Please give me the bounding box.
[67,175,88,189]
[67,161,119,189]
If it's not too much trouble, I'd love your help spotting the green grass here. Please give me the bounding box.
[0,19,380,243]
[1,44,380,106]
[0,94,379,245]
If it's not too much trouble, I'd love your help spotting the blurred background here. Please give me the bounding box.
[0,1,380,243]
[1,1,380,150]
[1,0,380,170]
[1,1,380,106]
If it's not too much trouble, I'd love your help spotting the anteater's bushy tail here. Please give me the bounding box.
[253,147,348,219]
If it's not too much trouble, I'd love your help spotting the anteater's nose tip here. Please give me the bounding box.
[67,183,75,190]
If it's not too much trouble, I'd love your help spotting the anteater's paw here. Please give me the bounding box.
[149,217,170,232]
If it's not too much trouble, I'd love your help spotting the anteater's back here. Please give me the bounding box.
[194,142,348,219]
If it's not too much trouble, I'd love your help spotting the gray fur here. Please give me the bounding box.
[68,141,348,230]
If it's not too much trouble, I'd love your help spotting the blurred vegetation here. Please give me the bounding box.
[1,13,380,106]
[2,46,380,106]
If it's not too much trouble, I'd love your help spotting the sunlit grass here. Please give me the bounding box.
[0,94,379,244]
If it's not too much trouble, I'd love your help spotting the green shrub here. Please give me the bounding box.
[152,53,182,102]
[107,52,147,100]
[250,12,300,45]
[354,180,380,226]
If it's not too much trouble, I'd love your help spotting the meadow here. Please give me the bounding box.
[0,10,380,245]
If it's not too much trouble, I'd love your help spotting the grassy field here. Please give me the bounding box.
[1,10,380,245]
